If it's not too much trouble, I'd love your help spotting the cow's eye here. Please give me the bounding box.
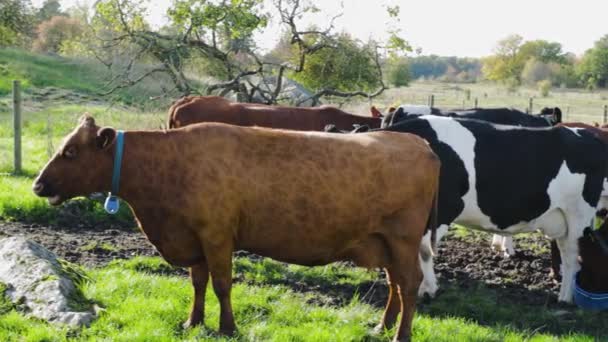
[64,145,78,159]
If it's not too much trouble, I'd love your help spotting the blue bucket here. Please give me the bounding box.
[574,272,608,311]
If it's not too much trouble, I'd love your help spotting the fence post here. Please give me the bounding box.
[474,98,478,109]
[566,106,570,121]
[13,80,22,174]
[428,94,435,108]
[528,97,533,114]
[604,105,607,124]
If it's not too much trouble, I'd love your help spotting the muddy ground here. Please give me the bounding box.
[0,220,560,301]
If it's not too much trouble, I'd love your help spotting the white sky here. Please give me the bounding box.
[34,0,608,58]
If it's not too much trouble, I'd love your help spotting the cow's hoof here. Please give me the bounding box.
[417,283,438,298]
[372,323,385,335]
[182,319,201,329]
[393,335,411,342]
[219,326,237,337]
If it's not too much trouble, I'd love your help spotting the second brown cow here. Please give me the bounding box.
[168,95,381,131]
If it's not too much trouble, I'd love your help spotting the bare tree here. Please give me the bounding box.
[94,0,394,105]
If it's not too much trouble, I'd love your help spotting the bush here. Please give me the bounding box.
[537,79,551,97]
[521,59,552,85]
[32,16,84,53]
[386,58,410,87]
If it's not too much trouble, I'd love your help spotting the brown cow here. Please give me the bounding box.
[168,96,381,131]
[33,115,440,341]
[578,210,608,293]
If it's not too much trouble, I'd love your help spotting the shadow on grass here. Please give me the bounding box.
[230,253,608,340]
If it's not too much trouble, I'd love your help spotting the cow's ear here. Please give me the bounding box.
[96,127,117,150]
[80,113,96,127]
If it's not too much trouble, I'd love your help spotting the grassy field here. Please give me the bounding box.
[0,48,183,107]
[0,256,604,342]
[2,50,608,341]
[344,81,608,124]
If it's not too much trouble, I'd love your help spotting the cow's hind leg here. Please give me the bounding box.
[417,224,447,297]
[491,235,515,257]
[183,261,209,329]
[202,237,237,335]
[390,243,423,342]
[555,234,580,303]
[374,268,401,334]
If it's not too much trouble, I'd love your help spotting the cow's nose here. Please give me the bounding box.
[33,181,45,195]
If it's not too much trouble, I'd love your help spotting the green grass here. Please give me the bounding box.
[0,256,605,341]
[344,80,608,123]
[0,48,184,107]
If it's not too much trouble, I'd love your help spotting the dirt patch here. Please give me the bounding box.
[0,221,157,267]
[0,220,559,297]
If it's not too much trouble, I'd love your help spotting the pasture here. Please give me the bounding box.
[1,50,608,341]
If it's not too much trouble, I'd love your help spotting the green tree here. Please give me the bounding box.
[36,0,64,22]
[290,34,382,92]
[89,0,408,103]
[0,0,34,46]
[482,34,526,83]
[577,35,608,88]
[518,40,567,64]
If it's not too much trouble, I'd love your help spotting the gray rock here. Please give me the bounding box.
[0,237,94,327]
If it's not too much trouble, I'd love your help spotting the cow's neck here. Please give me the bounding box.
[110,131,175,212]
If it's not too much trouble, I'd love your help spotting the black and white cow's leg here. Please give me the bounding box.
[555,234,580,303]
[490,234,515,257]
[554,210,593,303]
[418,224,449,297]
[538,209,572,301]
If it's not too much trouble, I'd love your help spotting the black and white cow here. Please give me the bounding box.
[380,105,562,129]
[381,105,563,257]
[376,115,608,303]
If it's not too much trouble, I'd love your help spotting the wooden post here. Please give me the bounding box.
[13,80,21,174]
[528,97,533,114]
[604,105,607,124]
[566,106,570,121]
[474,98,478,109]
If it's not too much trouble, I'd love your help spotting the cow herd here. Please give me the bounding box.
[31,96,608,342]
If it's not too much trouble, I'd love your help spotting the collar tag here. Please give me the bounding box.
[104,194,120,214]
[104,130,124,215]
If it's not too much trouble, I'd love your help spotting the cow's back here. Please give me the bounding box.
[168,96,380,131]
[383,116,607,230]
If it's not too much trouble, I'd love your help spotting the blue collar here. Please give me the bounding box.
[104,130,125,214]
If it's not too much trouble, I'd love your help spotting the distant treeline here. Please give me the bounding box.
[407,55,482,83]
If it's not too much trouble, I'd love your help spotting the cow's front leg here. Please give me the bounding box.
[203,238,236,335]
[183,261,209,328]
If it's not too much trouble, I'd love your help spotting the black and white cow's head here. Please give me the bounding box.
[538,107,562,125]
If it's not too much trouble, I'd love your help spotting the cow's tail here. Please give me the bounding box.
[426,188,439,255]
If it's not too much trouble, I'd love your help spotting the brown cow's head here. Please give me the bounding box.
[370,106,383,118]
[578,211,608,292]
[33,114,117,206]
